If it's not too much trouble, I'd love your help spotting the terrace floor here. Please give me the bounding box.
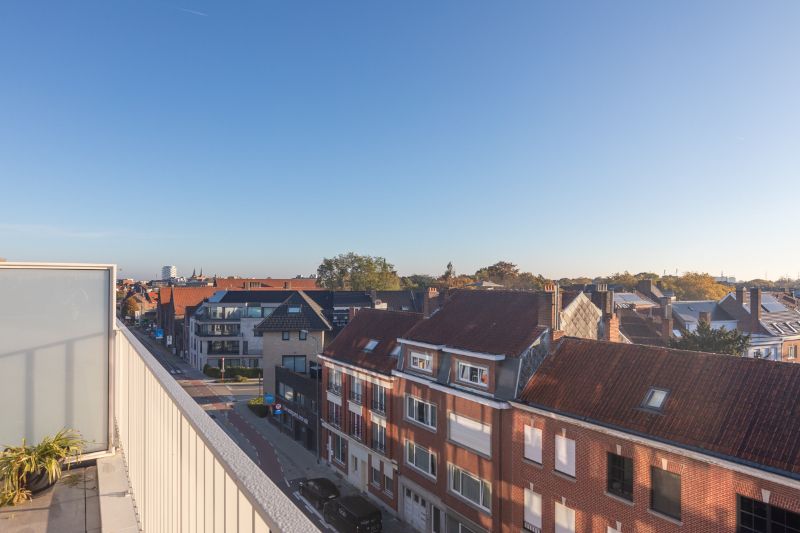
[0,464,100,533]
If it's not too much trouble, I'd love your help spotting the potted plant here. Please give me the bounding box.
[0,429,85,506]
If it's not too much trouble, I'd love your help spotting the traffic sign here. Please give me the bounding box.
[274,403,283,415]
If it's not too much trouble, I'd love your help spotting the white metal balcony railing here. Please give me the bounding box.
[115,320,319,533]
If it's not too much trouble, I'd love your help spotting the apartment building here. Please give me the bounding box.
[389,286,608,533]
[318,309,424,509]
[255,291,332,452]
[156,286,220,356]
[188,289,330,370]
[506,338,800,532]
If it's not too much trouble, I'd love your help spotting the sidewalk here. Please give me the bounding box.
[230,401,407,533]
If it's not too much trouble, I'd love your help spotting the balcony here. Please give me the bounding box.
[0,263,318,533]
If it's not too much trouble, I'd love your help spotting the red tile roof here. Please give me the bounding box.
[214,277,319,290]
[323,309,423,374]
[170,287,221,316]
[403,290,548,356]
[160,287,172,305]
[519,337,800,478]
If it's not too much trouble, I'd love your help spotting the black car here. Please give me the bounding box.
[298,477,340,509]
[323,495,382,533]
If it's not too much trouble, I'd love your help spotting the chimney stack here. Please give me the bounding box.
[348,307,358,322]
[538,283,561,335]
[698,310,712,325]
[637,279,654,297]
[750,287,763,333]
[660,296,673,340]
[423,287,439,318]
[736,286,746,305]
[591,285,619,342]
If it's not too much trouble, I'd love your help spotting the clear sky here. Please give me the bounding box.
[1,1,799,281]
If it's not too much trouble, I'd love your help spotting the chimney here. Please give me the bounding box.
[370,289,378,305]
[660,297,673,340]
[348,307,358,322]
[637,279,654,297]
[538,283,561,335]
[284,281,292,289]
[423,287,439,318]
[736,286,746,305]
[750,287,763,333]
[698,310,712,325]
[591,286,619,342]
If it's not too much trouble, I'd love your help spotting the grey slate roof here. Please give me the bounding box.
[254,291,332,332]
[672,301,735,324]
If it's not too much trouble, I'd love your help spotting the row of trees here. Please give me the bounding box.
[315,253,741,300]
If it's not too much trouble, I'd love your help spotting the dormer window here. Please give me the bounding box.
[364,339,379,352]
[409,351,432,373]
[456,361,489,387]
[288,306,301,314]
[642,388,669,411]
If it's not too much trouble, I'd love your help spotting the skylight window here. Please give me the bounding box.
[642,388,669,411]
[773,323,786,334]
[390,345,402,357]
[287,306,301,314]
[364,339,379,352]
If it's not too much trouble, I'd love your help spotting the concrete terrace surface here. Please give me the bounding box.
[0,464,100,533]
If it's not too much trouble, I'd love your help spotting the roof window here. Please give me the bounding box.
[642,388,669,411]
[288,306,301,314]
[364,339,379,352]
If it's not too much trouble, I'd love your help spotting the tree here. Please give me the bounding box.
[670,320,750,356]
[316,253,401,291]
[660,273,729,300]
[401,274,437,290]
[472,261,545,290]
[122,297,139,318]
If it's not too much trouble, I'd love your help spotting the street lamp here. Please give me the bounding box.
[301,329,323,464]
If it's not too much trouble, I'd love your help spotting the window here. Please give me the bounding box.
[406,441,436,477]
[448,464,490,511]
[456,361,489,387]
[350,411,363,440]
[409,351,432,372]
[328,369,342,394]
[554,502,575,533]
[789,345,798,359]
[406,395,437,429]
[651,466,681,521]
[278,382,294,402]
[371,421,386,453]
[448,413,491,456]
[523,488,542,533]
[372,384,387,413]
[299,330,308,340]
[371,466,382,487]
[523,425,542,464]
[555,435,576,477]
[607,453,633,501]
[390,345,402,357]
[350,377,364,403]
[643,388,669,410]
[295,391,306,406]
[383,473,393,495]
[738,495,800,532]
[288,306,301,314]
[331,434,346,464]
[309,361,321,379]
[364,339,379,352]
[281,331,290,341]
[282,355,306,373]
[327,401,342,427]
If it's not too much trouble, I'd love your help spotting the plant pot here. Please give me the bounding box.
[26,466,60,494]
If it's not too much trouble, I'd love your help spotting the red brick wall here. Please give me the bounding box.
[502,406,800,533]
[397,376,504,532]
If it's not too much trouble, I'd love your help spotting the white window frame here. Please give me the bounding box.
[409,351,433,373]
[364,339,379,351]
[554,502,575,533]
[456,361,489,388]
[555,435,576,477]
[447,412,491,456]
[405,440,437,478]
[448,464,491,512]
[406,395,437,430]
[524,425,542,464]
[523,488,542,532]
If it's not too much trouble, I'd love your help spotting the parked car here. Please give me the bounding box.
[298,477,340,509]
[323,495,382,533]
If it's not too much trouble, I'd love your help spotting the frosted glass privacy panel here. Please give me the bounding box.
[0,267,111,453]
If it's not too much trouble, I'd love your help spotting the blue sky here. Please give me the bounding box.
[1,1,798,281]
